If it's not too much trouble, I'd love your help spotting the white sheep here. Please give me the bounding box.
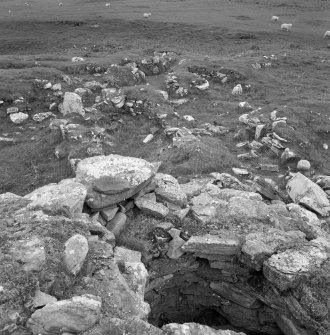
[143,13,151,18]
[232,84,243,95]
[58,2,63,6]
[271,16,279,23]
[324,31,330,39]
[281,23,292,31]
[105,2,110,7]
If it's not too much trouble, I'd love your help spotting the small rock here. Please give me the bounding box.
[64,234,89,275]
[281,148,296,164]
[135,193,169,218]
[71,57,85,62]
[143,134,154,143]
[171,207,190,221]
[166,234,185,259]
[297,159,311,171]
[183,115,195,122]
[155,221,175,231]
[232,167,249,176]
[32,112,55,122]
[100,206,119,222]
[44,82,52,89]
[106,212,127,238]
[10,112,28,124]
[51,83,62,91]
[33,290,57,308]
[114,246,141,264]
[7,106,19,114]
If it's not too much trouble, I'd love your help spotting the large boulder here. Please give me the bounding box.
[286,173,330,217]
[24,178,87,217]
[27,294,101,334]
[75,155,157,209]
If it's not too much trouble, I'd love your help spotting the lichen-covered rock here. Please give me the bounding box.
[182,234,241,255]
[287,173,330,217]
[162,322,246,335]
[240,228,306,270]
[24,178,87,217]
[64,234,89,275]
[264,237,330,291]
[75,155,156,209]
[27,294,101,334]
[154,173,187,208]
[9,236,46,272]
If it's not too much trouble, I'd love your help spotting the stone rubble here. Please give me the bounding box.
[2,51,330,335]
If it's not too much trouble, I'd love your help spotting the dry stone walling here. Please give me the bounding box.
[1,153,330,335]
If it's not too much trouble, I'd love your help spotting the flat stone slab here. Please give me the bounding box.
[75,155,156,209]
[182,233,241,255]
[135,194,169,218]
[210,282,262,309]
[263,237,330,291]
